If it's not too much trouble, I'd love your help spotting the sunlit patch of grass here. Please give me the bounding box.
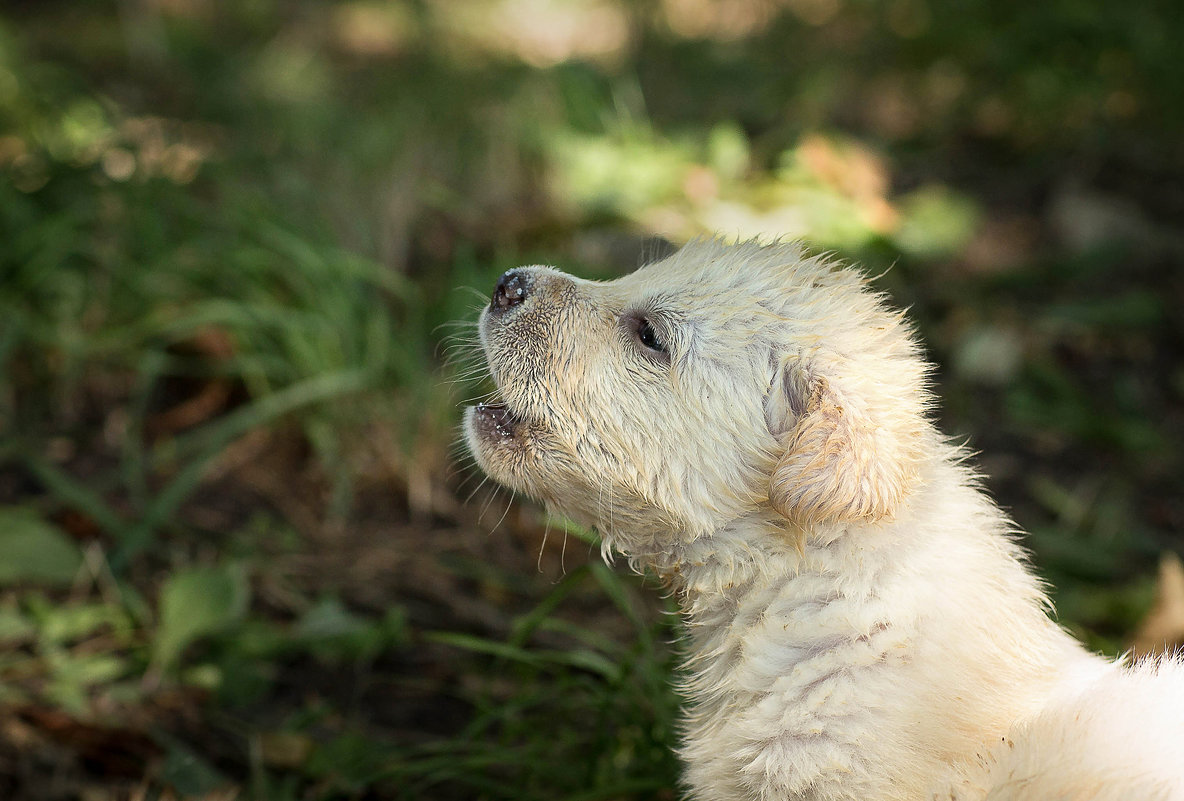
[431,0,632,68]
[547,116,981,254]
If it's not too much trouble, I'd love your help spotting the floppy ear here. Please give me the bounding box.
[766,362,922,527]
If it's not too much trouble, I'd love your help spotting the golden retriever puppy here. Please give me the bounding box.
[463,239,1184,801]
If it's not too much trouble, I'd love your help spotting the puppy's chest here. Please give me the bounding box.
[678,579,920,800]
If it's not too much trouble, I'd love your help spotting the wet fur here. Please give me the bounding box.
[463,239,1184,801]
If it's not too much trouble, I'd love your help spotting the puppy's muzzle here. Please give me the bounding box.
[469,269,537,444]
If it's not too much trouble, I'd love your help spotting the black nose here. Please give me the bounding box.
[491,270,529,313]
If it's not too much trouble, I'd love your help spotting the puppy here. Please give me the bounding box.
[463,239,1184,801]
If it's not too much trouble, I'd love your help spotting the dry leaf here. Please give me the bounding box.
[1130,552,1184,658]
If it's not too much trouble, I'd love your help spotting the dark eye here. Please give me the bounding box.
[636,318,665,353]
[623,311,671,364]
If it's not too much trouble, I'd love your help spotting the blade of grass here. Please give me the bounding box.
[111,368,372,567]
[427,631,622,679]
[508,565,587,647]
[21,455,128,535]
[588,560,650,647]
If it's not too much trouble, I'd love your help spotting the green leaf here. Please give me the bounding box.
[894,184,981,258]
[152,563,249,671]
[157,737,232,797]
[44,650,131,714]
[34,601,132,644]
[0,606,34,642]
[0,507,84,586]
[295,596,367,640]
[294,598,407,663]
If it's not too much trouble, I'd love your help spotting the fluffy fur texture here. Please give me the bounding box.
[463,239,1184,801]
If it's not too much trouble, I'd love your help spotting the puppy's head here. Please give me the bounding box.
[464,239,932,554]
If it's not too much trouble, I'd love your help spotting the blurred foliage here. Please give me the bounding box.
[0,0,1181,798]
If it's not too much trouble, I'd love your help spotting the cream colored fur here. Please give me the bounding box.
[462,239,1184,801]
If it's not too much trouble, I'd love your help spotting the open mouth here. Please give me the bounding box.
[472,400,524,440]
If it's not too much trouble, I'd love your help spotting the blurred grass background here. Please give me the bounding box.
[0,0,1181,798]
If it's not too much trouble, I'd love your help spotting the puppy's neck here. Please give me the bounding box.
[628,510,886,615]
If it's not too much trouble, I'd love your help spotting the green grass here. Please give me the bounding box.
[407,563,680,801]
